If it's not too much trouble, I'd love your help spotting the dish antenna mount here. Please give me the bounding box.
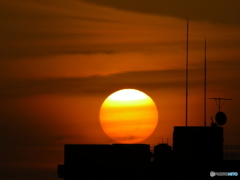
[209,98,233,126]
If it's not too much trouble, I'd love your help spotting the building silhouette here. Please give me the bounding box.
[173,126,224,176]
[57,125,240,178]
[58,144,152,179]
[153,143,172,176]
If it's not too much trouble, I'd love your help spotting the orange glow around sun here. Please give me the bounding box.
[99,89,158,144]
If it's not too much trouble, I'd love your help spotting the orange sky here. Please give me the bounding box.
[1,0,240,179]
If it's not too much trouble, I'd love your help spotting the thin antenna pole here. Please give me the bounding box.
[204,38,207,127]
[186,19,189,127]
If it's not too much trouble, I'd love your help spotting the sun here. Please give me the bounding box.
[99,89,158,144]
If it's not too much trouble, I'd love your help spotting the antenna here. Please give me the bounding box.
[208,98,233,111]
[185,19,189,127]
[209,98,232,126]
[204,38,207,127]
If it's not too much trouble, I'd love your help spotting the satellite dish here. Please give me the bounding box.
[215,111,227,126]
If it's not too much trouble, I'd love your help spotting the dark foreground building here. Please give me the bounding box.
[173,126,223,177]
[172,126,240,177]
[58,144,152,179]
[58,126,240,179]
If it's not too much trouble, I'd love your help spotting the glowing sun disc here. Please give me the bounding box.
[99,89,158,144]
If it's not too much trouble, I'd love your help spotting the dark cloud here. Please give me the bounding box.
[80,0,240,25]
[0,68,230,98]
[2,0,239,61]
[0,70,181,98]
[0,0,115,59]
[0,0,186,60]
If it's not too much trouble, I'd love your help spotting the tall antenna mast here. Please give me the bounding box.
[204,38,207,127]
[185,19,189,127]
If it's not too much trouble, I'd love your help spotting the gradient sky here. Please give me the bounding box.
[1,0,240,179]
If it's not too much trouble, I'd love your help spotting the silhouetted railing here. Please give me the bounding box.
[223,145,240,160]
